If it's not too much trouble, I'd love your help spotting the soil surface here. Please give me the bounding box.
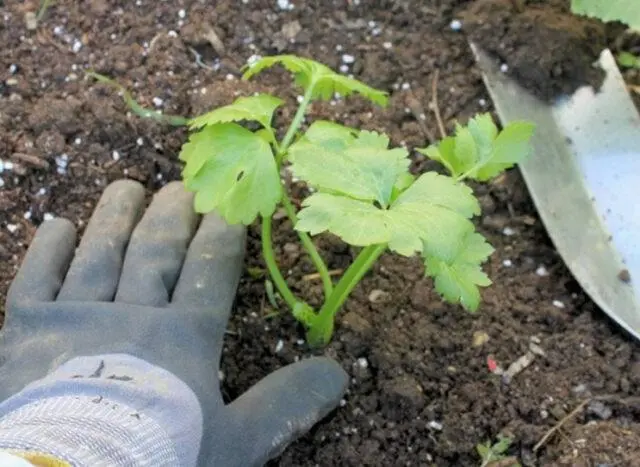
[1,0,640,466]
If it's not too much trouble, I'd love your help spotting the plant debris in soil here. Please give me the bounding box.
[1,0,640,466]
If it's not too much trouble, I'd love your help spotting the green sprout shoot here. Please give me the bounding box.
[476,435,521,467]
[176,54,535,347]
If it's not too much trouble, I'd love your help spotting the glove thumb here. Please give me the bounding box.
[225,356,348,466]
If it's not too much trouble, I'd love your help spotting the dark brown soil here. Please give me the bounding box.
[461,0,609,102]
[1,0,640,466]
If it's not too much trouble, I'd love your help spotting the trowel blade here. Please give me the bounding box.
[469,43,640,341]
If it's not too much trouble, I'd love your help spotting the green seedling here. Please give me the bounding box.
[177,54,536,346]
[476,435,521,467]
[86,72,189,126]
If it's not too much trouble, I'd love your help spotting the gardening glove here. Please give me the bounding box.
[0,179,348,467]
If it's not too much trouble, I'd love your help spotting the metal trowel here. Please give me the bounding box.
[469,43,640,341]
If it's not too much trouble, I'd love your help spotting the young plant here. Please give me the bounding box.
[177,54,535,347]
[476,435,521,467]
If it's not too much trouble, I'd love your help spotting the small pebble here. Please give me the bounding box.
[356,357,369,369]
[572,383,588,395]
[479,98,487,107]
[6,224,17,233]
[178,9,186,19]
[472,330,490,347]
[368,289,389,303]
[339,64,349,73]
[112,151,120,161]
[587,400,612,420]
[274,339,284,353]
[43,213,55,221]
[502,227,516,236]
[500,63,509,73]
[401,82,411,90]
[8,64,17,74]
[450,19,462,31]
[342,54,355,64]
[502,259,513,267]
[0,177,4,188]
[152,97,164,107]
[383,41,392,49]
[25,12,37,30]
[552,300,565,309]
[23,211,32,220]
[427,421,443,431]
[136,137,144,146]
[168,30,178,38]
[247,54,262,67]
[72,39,83,53]
[296,95,304,103]
[218,370,225,381]
[536,265,549,276]
[276,0,294,10]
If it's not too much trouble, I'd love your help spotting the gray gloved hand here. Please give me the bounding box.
[0,179,348,466]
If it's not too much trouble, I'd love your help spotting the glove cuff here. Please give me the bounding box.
[0,354,203,466]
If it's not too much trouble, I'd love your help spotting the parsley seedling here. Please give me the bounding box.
[97,55,534,347]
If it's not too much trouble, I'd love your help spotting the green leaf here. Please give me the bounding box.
[295,194,394,246]
[476,443,491,459]
[296,172,480,258]
[571,0,640,30]
[189,94,283,130]
[291,120,358,155]
[423,230,494,311]
[289,129,410,206]
[492,436,513,455]
[417,113,535,181]
[389,173,480,257]
[618,51,640,69]
[242,55,389,106]
[179,122,281,224]
[391,172,416,202]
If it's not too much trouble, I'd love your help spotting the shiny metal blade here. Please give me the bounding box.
[470,43,640,341]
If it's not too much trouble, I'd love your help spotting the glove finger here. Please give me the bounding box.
[171,212,245,325]
[225,357,348,466]
[115,181,199,306]
[56,179,146,301]
[6,218,76,308]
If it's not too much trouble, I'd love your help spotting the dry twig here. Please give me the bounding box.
[405,91,436,144]
[431,69,447,139]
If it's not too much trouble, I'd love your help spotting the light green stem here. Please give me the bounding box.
[260,79,332,317]
[307,244,387,346]
[281,196,334,297]
[261,215,298,311]
[277,84,315,163]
